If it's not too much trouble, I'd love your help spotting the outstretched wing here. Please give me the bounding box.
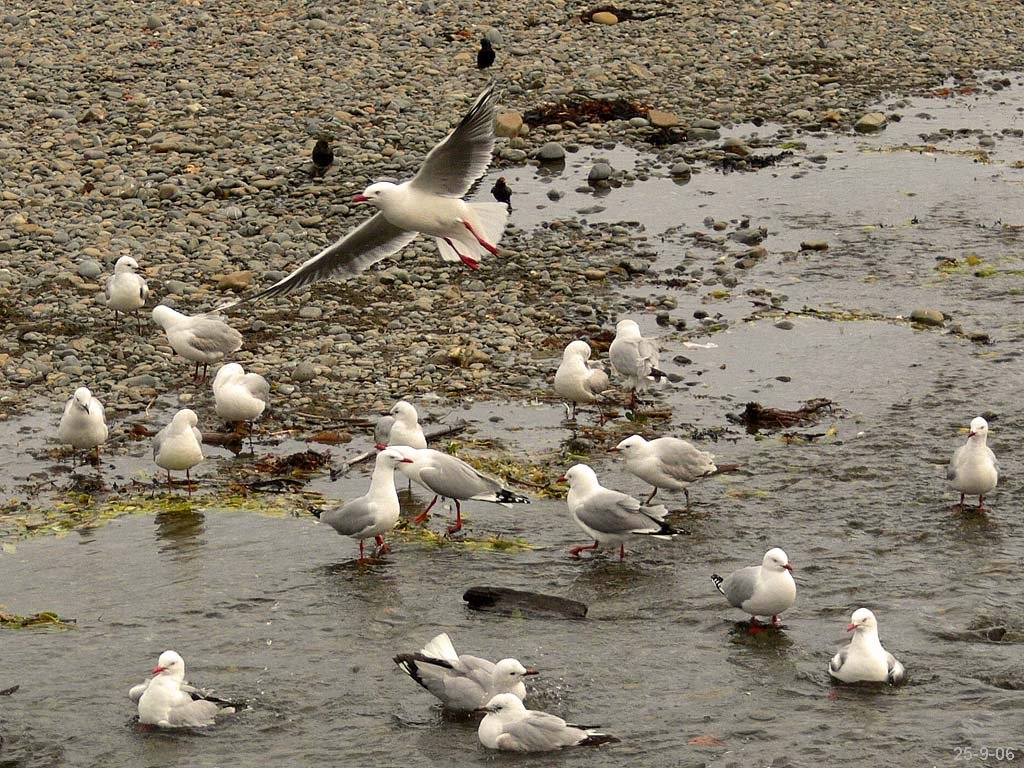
[221,213,417,308]
[408,84,497,198]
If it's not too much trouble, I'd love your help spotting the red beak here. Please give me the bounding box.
[351,194,369,203]
[557,476,566,483]
[783,563,794,571]
[968,431,977,437]
[524,668,539,676]
[151,665,166,676]
[846,623,857,632]
[400,458,414,464]
[374,443,387,451]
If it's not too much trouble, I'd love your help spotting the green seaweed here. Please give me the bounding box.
[0,609,75,630]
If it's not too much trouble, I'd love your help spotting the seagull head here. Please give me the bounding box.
[563,340,592,361]
[763,547,794,572]
[847,608,878,633]
[172,409,200,429]
[614,434,647,454]
[351,181,397,206]
[151,650,185,679]
[494,658,539,688]
[558,463,598,488]
[378,447,414,466]
[114,255,140,272]
[72,387,93,412]
[968,416,989,440]
[390,400,418,423]
[614,318,641,339]
[151,304,183,329]
[475,692,527,716]
[213,363,245,390]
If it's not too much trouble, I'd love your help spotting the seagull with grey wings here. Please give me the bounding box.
[223,84,507,307]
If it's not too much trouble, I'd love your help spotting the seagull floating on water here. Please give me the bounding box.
[553,340,612,420]
[393,632,537,713]
[152,305,243,382]
[560,463,684,560]
[316,448,412,561]
[213,363,270,441]
[608,319,665,406]
[712,547,796,628]
[947,416,999,511]
[153,409,204,493]
[104,256,149,332]
[829,608,906,685]
[58,386,108,464]
[476,693,619,753]
[387,445,530,534]
[225,84,507,306]
[614,434,716,509]
[129,650,235,728]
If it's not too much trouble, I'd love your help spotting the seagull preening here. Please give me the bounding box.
[393,632,537,713]
[388,445,530,534]
[57,387,108,465]
[553,340,612,421]
[104,255,149,332]
[317,447,413,561]
[476,693,619,753]
[947,416,999,511]
[153,408,204,493]
[226,84,508,307]
[560,463,684,560]
[608,319,666,406]
[614,434,717,509]
[213,363,270,440]
[712,547,796,628]
[130,650,235,728]
[152,305,243,382]
[829,608,906,685]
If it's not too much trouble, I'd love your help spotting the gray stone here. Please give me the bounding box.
[910,308,945,326]
[292,361,317,382]
[854,112,887,133]
[588,162,612,183]
[670,161,691,178]
[77,259,102,279]
[537,142,565,162]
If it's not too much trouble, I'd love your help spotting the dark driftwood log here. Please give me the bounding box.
[0,685,17,696]
[731,399,834,431]
[463,587,588,619]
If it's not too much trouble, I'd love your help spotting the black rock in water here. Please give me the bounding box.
[463,586,587,619]
[476,38,495,69]
[490,176,512,212]
[311,138,334,176]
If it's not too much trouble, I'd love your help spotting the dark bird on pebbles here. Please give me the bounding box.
[477,38,495,69]
[311,138,334,176]
[491,177,512,212]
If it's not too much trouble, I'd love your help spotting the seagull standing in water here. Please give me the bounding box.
[947,416,999,511]
[104,256,149,332]
[614,434,716,509]
[153,409,204,494]
[58,387,108,465]
[553,340,612,421]
[213,363,270,442]
[712,548,796,628]
[608,319,665,406]
[226,84,508,306]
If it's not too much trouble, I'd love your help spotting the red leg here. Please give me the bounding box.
[357,539,367,562]
[412,496,438,525]
[569,541,600,558]
[186,468,193,497]
[444,237,479,270]
[446,501,463,534]
[619,543,626,560]
[167,470,173,489]
[770,614,781,627]
[461,220,499,256]
[978,495,986,511]
[374,534,389,554]
[684,487,691,511]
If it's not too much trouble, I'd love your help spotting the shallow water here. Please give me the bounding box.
[3,79,1024,766]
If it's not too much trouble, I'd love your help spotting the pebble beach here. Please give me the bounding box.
[3,0,1024,424]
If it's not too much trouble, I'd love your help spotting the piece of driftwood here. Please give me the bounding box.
[463,587,588,620]
[729,399,834,431]
[0,685,17,696]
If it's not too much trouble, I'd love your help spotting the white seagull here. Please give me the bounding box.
[152,305,243,382]
[712,547,796,628]
[213,363,270,439]
[129,650,235,728]
[614,434,717,509]
[947,416,999,511]
[559,463,683,560]
[393,632,537,713]
[104,255,149,332]
[608,319,665,405]
[225,84,508,306]
[476,693,619,753]
[553,340,612,420]
[153,409,204,493]
[387,445,530,534]
[57,387,108,464]
[829,608,906,685]
[377,400,427,450]
[317,447,413,561]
